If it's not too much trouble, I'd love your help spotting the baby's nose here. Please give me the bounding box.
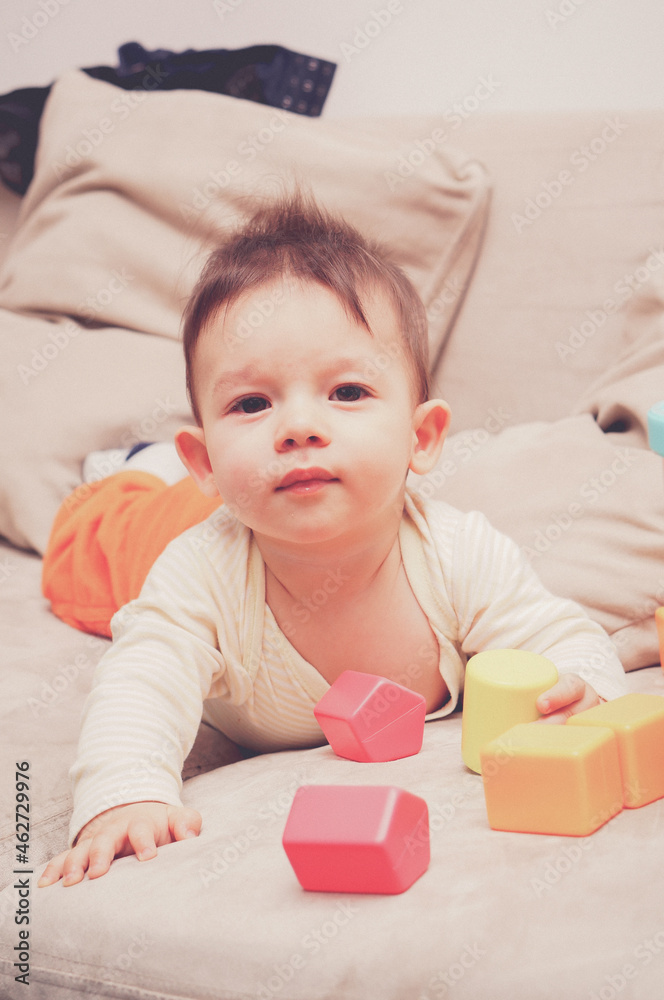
[276,401,331,450]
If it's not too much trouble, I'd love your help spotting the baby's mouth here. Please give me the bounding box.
[276,468,338,492]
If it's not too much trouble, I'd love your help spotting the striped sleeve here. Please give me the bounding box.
[67,535,230,845]
[447,509,629,701]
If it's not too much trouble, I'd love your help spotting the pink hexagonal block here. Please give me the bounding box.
[282,785,430,894]
[313,670,426,762]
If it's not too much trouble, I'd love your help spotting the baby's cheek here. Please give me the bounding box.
[218,462,272,518]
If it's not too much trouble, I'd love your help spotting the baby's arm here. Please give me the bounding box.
[55,536,229,878]
[451,511,629,708]
[38,801,202,887]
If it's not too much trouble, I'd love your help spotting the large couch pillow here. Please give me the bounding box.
[0,70,490,552]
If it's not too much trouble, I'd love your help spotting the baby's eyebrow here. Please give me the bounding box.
[326,356,373,376]
[212,364,262,396]
[212,354,377,397]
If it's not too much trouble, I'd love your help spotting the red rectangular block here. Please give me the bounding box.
[282,785,429,894]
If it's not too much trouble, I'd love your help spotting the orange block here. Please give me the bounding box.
[656,608,664,671]
[567,693,664,808]
[480,723,623,836]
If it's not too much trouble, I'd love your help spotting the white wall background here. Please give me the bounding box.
[0,0,662,116]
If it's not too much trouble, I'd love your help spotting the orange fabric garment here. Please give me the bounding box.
[42,472,221,637]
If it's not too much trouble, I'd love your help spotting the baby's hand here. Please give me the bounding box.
[536,673,602,724]
[37,801,202,887]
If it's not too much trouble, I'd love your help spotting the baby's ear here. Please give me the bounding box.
[175,426,220,498]
[409,399,451,475]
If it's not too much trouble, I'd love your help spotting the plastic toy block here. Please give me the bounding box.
[480,722,623,836]
[567,693,664,808]
[282,785,429,894]
[461,649,559,773]
[313,670,426,762]
[656,608,664,672]
[647,401,664,457]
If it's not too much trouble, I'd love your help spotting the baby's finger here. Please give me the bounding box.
[538,675,600,724]
[536,673,586,717]
[86,832,124,879]
[37,850,70,887]
[126,818,159,862]
[169,806,202,842]
[60,839,95,886]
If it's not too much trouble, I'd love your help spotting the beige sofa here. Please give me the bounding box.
[0,71,663,999]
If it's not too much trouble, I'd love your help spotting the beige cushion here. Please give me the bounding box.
[2,661,664,1000]
[0,70,490,552]
[434,110,664,431]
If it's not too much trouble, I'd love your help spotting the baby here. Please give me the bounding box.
[38,192,627,888]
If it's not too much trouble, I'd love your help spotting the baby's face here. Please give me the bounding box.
[191,278,423,549]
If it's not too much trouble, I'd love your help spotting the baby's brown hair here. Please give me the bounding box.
[182,191,430,424]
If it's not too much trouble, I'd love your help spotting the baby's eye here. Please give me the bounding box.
[331,385,367,402]
[231,396,270,414]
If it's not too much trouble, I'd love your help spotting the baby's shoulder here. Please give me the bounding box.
[404,487,478,539]
[143,505,252,594]
[403,488,505,569]
[177,506,250,560]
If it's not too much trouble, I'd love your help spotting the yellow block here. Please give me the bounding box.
[567,693,664,808]
[480,723,623,836]
[461,649,558,774]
